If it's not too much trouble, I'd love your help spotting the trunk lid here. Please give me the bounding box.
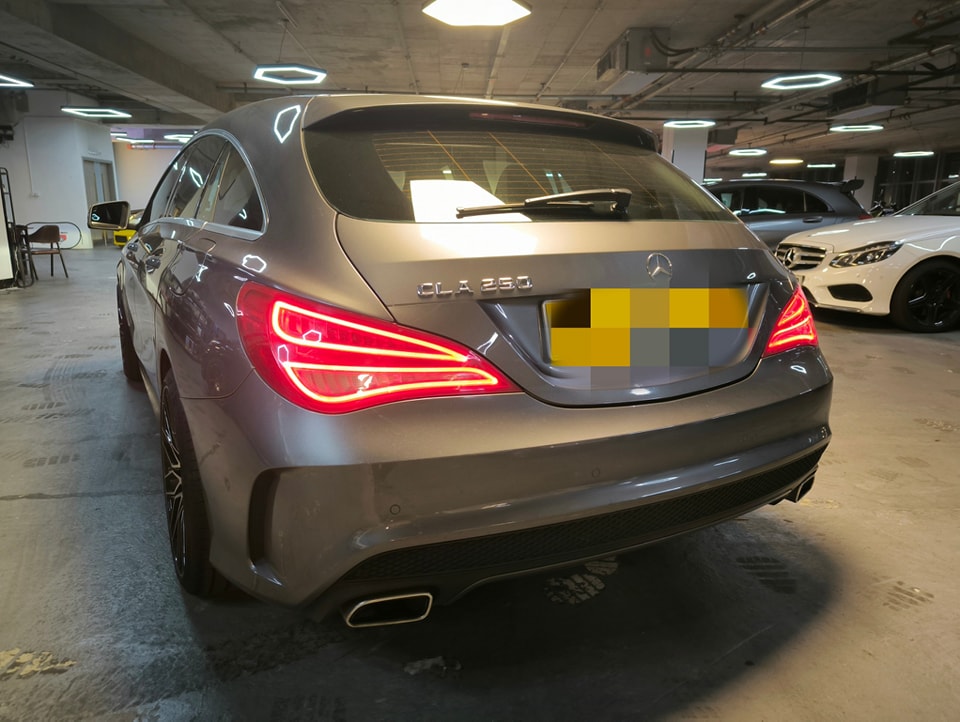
[336,215,785,406]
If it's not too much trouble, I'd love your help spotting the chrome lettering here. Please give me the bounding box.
[417,283,435,298]
[456,280,474,295]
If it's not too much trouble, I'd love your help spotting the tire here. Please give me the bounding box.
[117,291,141,382]
[890,260,960,333]
[160,371,225,596]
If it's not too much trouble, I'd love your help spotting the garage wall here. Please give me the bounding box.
[114,144,179,210]
[0,90,115,250]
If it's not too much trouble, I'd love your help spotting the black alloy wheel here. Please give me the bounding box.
[160,372,223,596]
[891,260,960,333]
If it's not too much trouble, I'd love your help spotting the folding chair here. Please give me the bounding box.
[27,224,68,278]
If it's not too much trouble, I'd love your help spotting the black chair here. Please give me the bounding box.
[27,224,68,278]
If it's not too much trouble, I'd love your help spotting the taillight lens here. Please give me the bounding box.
[763,286,819,357]
[236,282,518,413]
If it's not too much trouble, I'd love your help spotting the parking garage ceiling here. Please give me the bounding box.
[0,0,958,173]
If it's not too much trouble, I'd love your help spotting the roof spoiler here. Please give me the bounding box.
[840,178,864,193]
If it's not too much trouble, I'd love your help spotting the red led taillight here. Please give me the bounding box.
[763,286,819,357]
[236,282,518,413]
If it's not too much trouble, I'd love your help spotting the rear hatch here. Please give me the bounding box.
[304,102,787,406]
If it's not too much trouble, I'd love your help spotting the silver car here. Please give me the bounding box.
[90,95,832,627]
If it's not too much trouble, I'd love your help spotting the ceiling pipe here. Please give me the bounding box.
[393,0,420,94]
[608,0,831,111]
[534,0,606,101]
[485,27,511,98]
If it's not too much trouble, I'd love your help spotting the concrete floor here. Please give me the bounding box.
[1,246,958,721]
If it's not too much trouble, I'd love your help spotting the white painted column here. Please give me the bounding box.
[660,126,709,183]
[843,155,879,207]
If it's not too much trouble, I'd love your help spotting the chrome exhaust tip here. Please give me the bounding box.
[342,592,434,628]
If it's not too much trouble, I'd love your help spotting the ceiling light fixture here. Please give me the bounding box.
[893,150,934,158]
[663,119,716,129]
[729,148,767,157]
[770,158,804,166]
[164,133,195,143]
[742,172,768,178]
[0,73,33,88]
[61,107,132,119]
[253,63,327,85]
[807,163,837,169]
[422,0,531,26]
[829,124,883,132]
[761,73,842,91]
[702,178,723,184]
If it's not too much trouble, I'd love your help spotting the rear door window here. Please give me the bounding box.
[164,136,226,219]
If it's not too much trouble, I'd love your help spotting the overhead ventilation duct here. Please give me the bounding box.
[829,77,907,120]
[597,28,670,95]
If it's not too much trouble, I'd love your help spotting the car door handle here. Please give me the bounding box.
[802,216,824,223]
[144,256,162,272]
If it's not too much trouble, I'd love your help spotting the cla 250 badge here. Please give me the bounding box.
[417,276,533,298]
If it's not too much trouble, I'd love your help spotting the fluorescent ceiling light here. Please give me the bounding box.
[742,172,768,178]
[109,131,128,138]
[729,148,767,157]
[253,64,327,85]
[761,73,842,91]
[893,150,934,158]
[663,119,716,129]
[807,163,837,169]
[422,0,531,26]
[770,158,804,165]
[702,178,723,183]
[62,107,132,119]
[164,133,195,143]
[829,124,883,132]
[128,139,155,145]
[0,73,33,88]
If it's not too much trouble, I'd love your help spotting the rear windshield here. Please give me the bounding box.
[303,105,733,223]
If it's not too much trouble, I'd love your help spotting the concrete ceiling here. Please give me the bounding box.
[1,0,959,176]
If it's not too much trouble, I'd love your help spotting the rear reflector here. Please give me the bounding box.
[763,286,819,357]
[236,282,517,413]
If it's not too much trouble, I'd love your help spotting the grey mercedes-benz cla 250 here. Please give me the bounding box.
[90,95,831,628]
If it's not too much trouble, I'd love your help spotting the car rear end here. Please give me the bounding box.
[183,97,832,624]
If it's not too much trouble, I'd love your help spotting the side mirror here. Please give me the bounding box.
[89,200,130,230]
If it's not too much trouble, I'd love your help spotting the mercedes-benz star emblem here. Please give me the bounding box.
[646,252,673,280]
[784,247,800,268]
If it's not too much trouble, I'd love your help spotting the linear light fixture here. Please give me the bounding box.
[807,163,837,169]
[0,73,33,88]
[761,73,842,91]
[742,172,768,178]
[729,148,767,157]
[663,119,716,129]
[163,133,195,143]
[893,150,934,158]
[770,158,804,166]
[422,0,531,26]
[62,107,132,119]
[253,64,327,85]
[829,124,883,133]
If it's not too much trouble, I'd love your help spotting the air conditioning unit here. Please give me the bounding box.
[830,77,906,120]
[597,28,670,95]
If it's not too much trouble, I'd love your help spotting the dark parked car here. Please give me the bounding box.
[90,95,832,627]
[707,178,870,248]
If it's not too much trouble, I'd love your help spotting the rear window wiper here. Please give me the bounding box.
[456,188,632,219]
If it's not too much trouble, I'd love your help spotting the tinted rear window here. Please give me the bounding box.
[304,106,732,223]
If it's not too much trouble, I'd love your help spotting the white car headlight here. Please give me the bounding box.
[829,241,902,268]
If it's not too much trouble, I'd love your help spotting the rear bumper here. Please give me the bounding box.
[181,346,832,615]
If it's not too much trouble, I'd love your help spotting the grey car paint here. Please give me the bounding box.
[102,94,831,623]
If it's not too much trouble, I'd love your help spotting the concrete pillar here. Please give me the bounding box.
[660,126,709,183]
[843,155,879,207]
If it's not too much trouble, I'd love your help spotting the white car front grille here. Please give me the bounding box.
[776,244,827,271]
